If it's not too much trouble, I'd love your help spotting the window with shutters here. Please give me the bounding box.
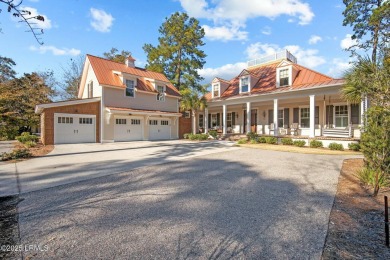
[300,108,310,128]
[335,105,348,128]
[278,109,284,128]
[227,113,232,128]
[211,114,218,127]
[199,114,204,128]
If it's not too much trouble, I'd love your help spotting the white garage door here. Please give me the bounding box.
[54,113,96,144]
[114,117,143,142]
[149,118,171,140]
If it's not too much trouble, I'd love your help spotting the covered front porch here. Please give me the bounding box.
[198,91,366,139]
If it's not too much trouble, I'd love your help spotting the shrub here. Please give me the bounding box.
[357,167,389,189]
[328,142,344,151]
[197,134,208,140]
[348,142,361,151]
[1,148,32,161]
[24,141,37,148]
[208,130,218,139]
[16,132,39,144]
[246,131,258,140]
[265,137,277,144]
[310,140,323,148]
[293,140,306,147]
[258,137,266,143]
[250,139,258,144]
[281,138,293,145]
[237,138,247,144]
[183,133,191,139]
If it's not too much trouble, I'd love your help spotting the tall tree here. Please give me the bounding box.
[143,12,206,90]
[0,72,55,138]
[103,48,132,63]
[180,86,207,134]
[60,56,84,100]
[0,56,16,83]
[342,0,390,63]
[0,0,45,44]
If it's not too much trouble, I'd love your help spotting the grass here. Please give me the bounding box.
[236,143,362,155]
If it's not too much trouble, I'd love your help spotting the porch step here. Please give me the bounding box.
[323,129,351,138]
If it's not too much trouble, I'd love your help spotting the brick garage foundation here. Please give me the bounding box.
[40,101,100,145]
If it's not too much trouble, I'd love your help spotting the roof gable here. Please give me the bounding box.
[86,54,180,97]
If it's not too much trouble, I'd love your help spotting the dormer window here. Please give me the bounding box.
[125,79,135,97]
[157,85,165,101]
[240,77,249,93]
[279,69,289,86]
[212,84,220,98]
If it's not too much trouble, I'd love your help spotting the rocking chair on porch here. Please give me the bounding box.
[290,123,299,136]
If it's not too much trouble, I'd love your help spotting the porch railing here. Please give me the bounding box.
[247,50,298,67]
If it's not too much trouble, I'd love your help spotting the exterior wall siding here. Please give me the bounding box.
[40,101,100,145]
[103,87,178,112]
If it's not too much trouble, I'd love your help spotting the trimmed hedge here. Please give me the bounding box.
[293,140,306,147]
[281,138,293,145]
[1,148,32,161]
[208,130,218,139]
[237,138,247,144]
[329,142,344,151]
[265,137,277,144]
[310,140,323,148]
[258,137,266,143]
[246,131,258,140]
[188,133,208,141]
[348,142,361,151]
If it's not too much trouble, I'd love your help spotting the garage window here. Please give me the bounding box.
[79,118,93,124]
[149,120,158,125]
[58,117,73,124]
[131,119,141,125]
[116,119,127,124]
[161,120,169,126]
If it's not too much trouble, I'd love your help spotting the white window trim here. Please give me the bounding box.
[277,108,284,128]
[124,79,136,98]
[212,83,220,98]
[211,113,219,128]
[299,106,310,129]
[198,113,204,128]
[239,76,250,93]
[276,66,292,88]
[334,104,349,128]
[184,111,191,118]
[156,85,166,102]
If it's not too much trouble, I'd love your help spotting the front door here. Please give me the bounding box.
[243,110,257,133]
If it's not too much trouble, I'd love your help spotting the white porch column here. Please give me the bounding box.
[361,96,367,128]
[222,104,227,135]
[246,102,251,133]
[309,95,315,138]
[204,108,208,133]
[273,99,278,136]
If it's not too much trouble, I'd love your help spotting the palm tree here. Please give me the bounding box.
[180,86,207,134]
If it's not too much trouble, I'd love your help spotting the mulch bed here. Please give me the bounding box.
[322,158,390,259]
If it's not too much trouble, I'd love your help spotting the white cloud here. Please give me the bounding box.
[90,8,114,33]
[21,6,52,29]
[199,62,247,83]
[308,35,322,45]
[327,58,353,78]
[202,24,248,41]
[245,42,326,68]
[261,26,271,35]
[340,34,357,49]
[180,0,314,41]
[29,45,81,56]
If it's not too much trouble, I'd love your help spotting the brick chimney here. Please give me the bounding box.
[125,55,136,68]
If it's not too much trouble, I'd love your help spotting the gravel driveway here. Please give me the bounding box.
[15,148,353,259]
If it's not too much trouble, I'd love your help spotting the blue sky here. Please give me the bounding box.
[0,0,358,85]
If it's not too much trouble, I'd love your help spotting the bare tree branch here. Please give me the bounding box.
[0,0,44,44]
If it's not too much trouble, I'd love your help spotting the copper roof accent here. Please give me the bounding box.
[87,54,180,97]
[205,61,344,101]
[106,106,182,116]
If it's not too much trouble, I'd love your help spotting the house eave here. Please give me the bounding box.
[35,97,101,114]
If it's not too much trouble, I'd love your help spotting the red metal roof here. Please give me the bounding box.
[206,61,344,100]
[87,54,180,97]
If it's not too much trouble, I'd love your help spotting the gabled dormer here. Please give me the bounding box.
[238,70,259,94]
[276,60,299,88]
[211,77,229,98]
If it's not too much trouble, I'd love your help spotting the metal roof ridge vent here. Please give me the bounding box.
[247,49,297,68]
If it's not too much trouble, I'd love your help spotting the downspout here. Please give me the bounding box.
[100,87,104,143]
